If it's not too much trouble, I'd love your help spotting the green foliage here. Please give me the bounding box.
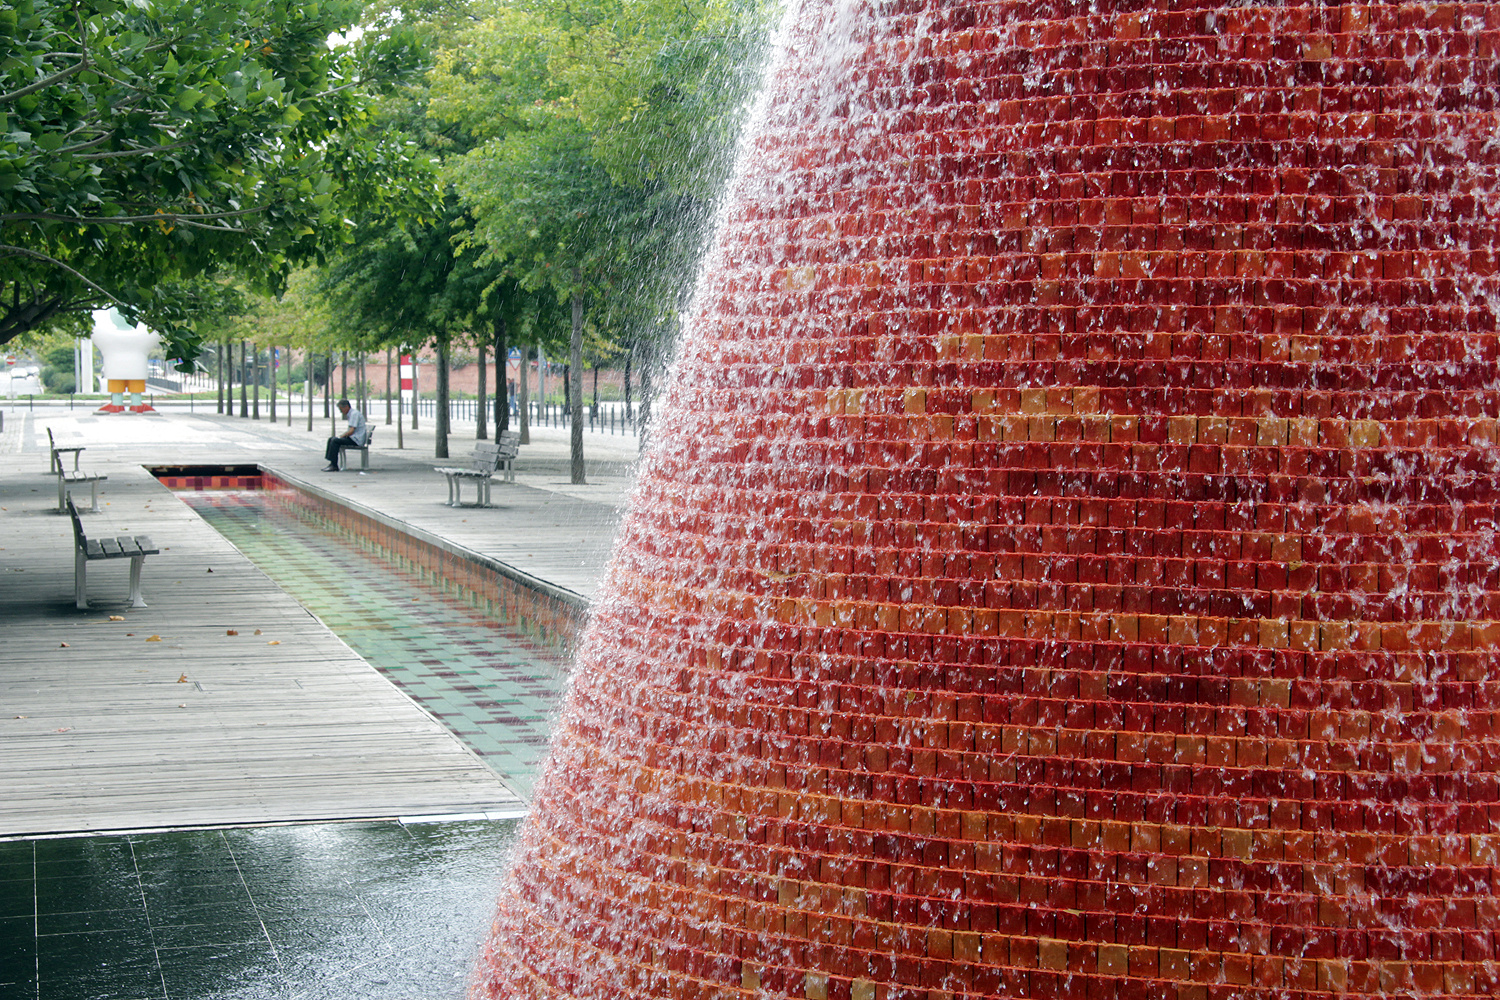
[0,0,434,363]
[194,269,329,354]
[40,342,75,392]
[432,0,774,332]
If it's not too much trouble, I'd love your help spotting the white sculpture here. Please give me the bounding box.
[91,311,162,413]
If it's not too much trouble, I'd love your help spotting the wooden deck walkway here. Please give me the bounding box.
[0,405,637,838]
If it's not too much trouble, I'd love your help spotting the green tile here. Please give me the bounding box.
[156,941,281,1000]
[37,908,150,937]
[34,874,144,918]
[0,879,34,920]
[36,929,162,1000]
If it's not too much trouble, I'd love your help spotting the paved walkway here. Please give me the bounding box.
[0,399,639,839]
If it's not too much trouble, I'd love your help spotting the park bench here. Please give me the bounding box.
[48,427,106,513]
[337,426,376,471]
[434,432,519,507]
[67,495,158,609]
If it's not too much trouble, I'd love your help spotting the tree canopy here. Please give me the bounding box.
[0,0,429,363]
[432,0,773,328]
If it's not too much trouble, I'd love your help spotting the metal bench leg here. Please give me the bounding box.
[128,555,148,608]
[87,480,101,513]
[478,479,490,507]
[75,550,89,610]
[360,447,370,471]
[56,475,66,513]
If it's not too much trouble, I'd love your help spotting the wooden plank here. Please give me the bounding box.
[0,447,519,838]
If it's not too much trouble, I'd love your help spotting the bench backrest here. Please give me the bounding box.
[65,495,86,549]
[364,426,375,448]
[496,430,520,460]
[471,441,504,473]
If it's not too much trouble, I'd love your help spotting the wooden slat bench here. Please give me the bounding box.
[337,426,376,471]
[434,432,519,507]
[68,495,159,609]
[48,427,106,513]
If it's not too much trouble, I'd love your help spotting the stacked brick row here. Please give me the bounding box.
[474,2,1500,998]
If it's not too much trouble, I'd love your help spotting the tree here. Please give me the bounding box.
[431,0,773,479]
[0,0,428,363]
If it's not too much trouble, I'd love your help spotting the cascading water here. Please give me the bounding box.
[473,2,1500,997]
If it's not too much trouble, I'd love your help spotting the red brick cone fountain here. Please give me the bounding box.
[473,3,1500,997]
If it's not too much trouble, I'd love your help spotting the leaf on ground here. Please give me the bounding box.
[267,640,281,645]
[226,629,238,635]
[177,674,188,683]
[254,629,263,635]
[206,568,213,572]
[59,642,69,647]
[53,727,71,733]
[145,635,162,642]
[109,615,125,621]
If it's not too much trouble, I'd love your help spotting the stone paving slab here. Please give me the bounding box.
[0,400,640,837]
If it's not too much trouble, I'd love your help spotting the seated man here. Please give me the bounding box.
[323,399,368,471]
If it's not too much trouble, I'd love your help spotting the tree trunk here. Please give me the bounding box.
[639,338,653,454]
[410,352,419,431]
[252,344,260,420]
[269,343,276,422]
[305,355,313,432]
[217,341,225,414]
[476,340,488,440]
[239,341,248,417]
[624,346,632,424]
[495,313,509,434]
[518,342,530,445]
[385,348,393,425]
[570,279,585,485]
[435,336,450,459]
[359,354,367,415]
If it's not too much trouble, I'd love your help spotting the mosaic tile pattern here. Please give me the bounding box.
[261,472,588,651]
[474,3,1500,1000]
[0,818,519,1000]
[181,491,569,800]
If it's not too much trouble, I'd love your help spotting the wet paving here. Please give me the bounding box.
[0,816,521,1000]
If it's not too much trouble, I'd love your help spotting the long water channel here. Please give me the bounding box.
[178,488,572,803]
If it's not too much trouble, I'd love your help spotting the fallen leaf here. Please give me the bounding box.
[59,642,69,648]
[14,715,27,719]
[125,633,134,637]
[109,615,125,621]
[177,674,188,683]
[145,635,161,642]
[254,629,263,635]
[54,727,71,733]
[206,568,213,573]
[178,704,187,709]
[226,629,238,636]
[267,640,280,645]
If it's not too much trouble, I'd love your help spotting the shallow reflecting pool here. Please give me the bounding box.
[180,489,570,801]
[1,817,520,999]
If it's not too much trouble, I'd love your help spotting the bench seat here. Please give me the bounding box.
[435,432,519,507]
[68,496,158,609]
[337,426,376,470]
[57,468,107,513]
[48,426,106,512]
